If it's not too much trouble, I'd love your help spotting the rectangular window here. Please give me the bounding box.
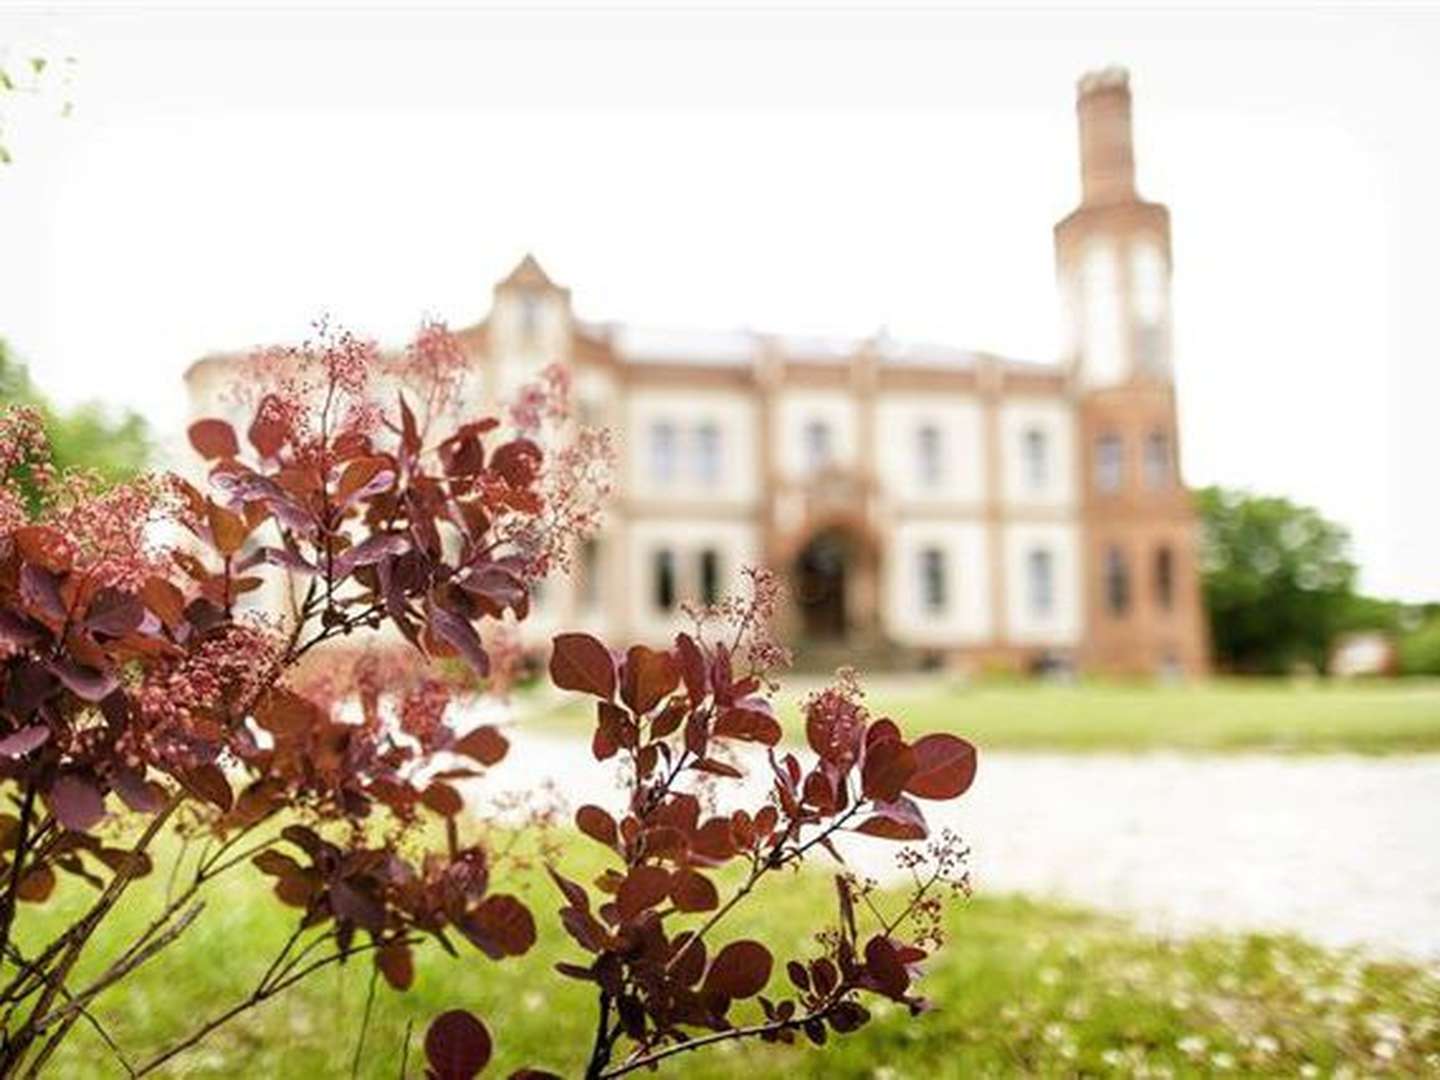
[919,547,948,614]
[804,420,833,473]
[694,423,722,487]
[916,424,943,488]
[1023,428,1049,491]
[652,549,676,613]
[650,422,677,485]
[1104,545,1131,616]
[1027,548,1054,616]
[698,548,721,606]
[1095,434,1124,492]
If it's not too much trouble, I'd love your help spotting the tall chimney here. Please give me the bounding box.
[1076,67,1136,206]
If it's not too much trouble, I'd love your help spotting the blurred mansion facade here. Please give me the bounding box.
[187,68,1208,677]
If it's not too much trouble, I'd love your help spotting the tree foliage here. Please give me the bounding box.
[1196,486,1359,674]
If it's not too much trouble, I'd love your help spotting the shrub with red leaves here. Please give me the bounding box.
[0,322,608,1075]
[429,569,977,1079]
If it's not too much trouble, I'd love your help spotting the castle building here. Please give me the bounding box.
[187,68,1209,677]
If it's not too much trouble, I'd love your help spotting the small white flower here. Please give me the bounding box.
[1177,1035,1207,1060]
[1210,1051,1235,1071]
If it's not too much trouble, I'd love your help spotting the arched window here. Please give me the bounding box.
[1154,545,1175,611]
[1023,427,1049,491]
[650,422,677,485]
[1143,431,1171,490]
[919,547,948,614]
[652,549,676,612]
[1095,434,1124,492]
[804,420,833,473]
[916,424,943,488]
[1104,545,1131,616]
[1027,548,1054,616]
[694,422,722,486]
[698,548,722,606]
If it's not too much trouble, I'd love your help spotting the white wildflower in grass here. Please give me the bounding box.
[1043,1022,1068,1045]
[1039,966,1061,987]
[1210,1050,1235,1071]
[1253,1034,1280,1056]
[1298,1065,1320,1079]
[523,992,543,1011]
[1177,1035,1207,1060]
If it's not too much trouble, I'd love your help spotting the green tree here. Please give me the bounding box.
[0,339,150,488]
[1196,486,1358,674]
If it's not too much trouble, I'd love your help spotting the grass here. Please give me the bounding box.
[11,830,1440,1078]
[525,677,1440,754]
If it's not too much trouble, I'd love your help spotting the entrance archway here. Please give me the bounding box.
[791,526,875,642]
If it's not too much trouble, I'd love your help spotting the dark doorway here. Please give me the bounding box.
[795,530,852,640]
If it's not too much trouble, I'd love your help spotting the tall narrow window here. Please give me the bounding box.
[698,548,721,606]
[1023,427,1049,491]
[1027,548,1054,616]
[1154,545,1175,612]
[1143,431,1171,490]
[580,538,601,611]
[916,424,943,488]
[1095,434,1124,492]
[1104,545,1131,616]
[803,420,833,473]
[652,549,676,613]
[919,547,948,614]
[650,422,677,485]
[694,422,722,487]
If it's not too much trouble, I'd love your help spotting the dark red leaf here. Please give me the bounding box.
[330,879,385,932]
[425,1009,492,1080]
[904,734,977,800]
[44,774,106,832]
[864,934,910,997]
[854,795,928,841]
[549,633,616,699]
[702,940,773,999]
[179,764,233,811]
[207,502,249,556]
[14,526,73,572]
[84,589,144,636]
[575,805,618,848]
[188,418,239,460]
[454,725,509,766]
[48,660,117,704]
[674,632,709,704]
[861,738,918,803]
[828,1000,871,1033]
[422,782,464,818]
[0,726,49,759]
[620,645,680,716]
[616,865,671,920]
[377,941,414,990]
[426,603,490,677]
[670,869,719,913]
[463,894,537,959]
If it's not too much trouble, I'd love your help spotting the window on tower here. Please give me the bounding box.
[1095,434,1124,492]
[1143,431,1171,489]
[1104,545,1131,616]
[1154,545,1175,611]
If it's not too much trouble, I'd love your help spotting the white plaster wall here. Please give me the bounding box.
[884,521,991,645]
[625,519,761,642]
[1002,521,1082,646]
[875,395,985,505]
[774,390,858,481]
[624,389,760,503]
[999,399,1077,510]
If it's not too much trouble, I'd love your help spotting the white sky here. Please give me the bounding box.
[1,2,1437,601]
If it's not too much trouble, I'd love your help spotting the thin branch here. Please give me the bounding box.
[350,962,380,1078]
[599,1003,838,1078]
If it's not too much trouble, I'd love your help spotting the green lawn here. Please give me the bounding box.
[526,677,1440,754]
[13,831,1439,1078]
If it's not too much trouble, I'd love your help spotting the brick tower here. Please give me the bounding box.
[1055,68,1210,676]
